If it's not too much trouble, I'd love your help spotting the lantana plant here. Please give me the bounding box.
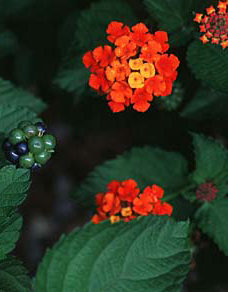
[0,0,228,292]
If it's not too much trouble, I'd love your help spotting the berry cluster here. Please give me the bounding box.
[92,179,173,224]
[194,2,228,48]
[2,121,56,170]
[83,21,179,113]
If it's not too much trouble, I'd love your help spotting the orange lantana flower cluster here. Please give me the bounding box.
[83,21,180,113]
[194,2,228,48]
[92,179,173,224]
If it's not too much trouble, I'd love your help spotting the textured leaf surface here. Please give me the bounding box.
[187,40,228,93]
[72,146,188,207]
[0,214,22,261]
[76,0,137,51]
[0,166,30,259]
[53,58,89,94]
[195,199,228,255]
[144,0,194,32]
[0,105,37,133]
[0,77,46,114]
[181,87,228,120]
[35,216,190,292]
[0,256,31,291]
[191,134,228,184]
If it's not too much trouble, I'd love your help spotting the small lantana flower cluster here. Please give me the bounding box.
[194,1,228,48]
[196,182,218,202]
[83,21,180,113]
[92,179,173,224]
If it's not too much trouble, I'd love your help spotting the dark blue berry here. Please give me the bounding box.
[15,142,29,155]
[35,122,46,136]
[31,162,41,171]
[2,139,12,151]
[5,149,19,164]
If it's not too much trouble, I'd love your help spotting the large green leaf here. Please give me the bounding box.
[187,40,228,93]
[143,0,194,32]
[0,166,30,259]
[191,133,228,184]
[181,87,228,120]
[195,198,228,256]
[0,214,22,261]
[72,146,188,207]
[53,57,89,95]
[76,0,137,51]
[0,256,31,291]
[0,166,31,212]
[0,105,37,134]
[0,77,46,114]
[35,216,190,292]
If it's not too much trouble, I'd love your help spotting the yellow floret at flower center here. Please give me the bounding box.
[140,63,155,78]
[129,58,143,70]
[128,72,144,88]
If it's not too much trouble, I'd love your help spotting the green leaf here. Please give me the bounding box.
[195,198,228,255]
[187,40,228,93]
[0,166,31,212]
[35,216,190,292]
[0,214,22,261]
[76,0,137,51]
[0,166,30,259]
[0,256,31,291]
[0,105,37,134]
[181,87,228,120]
[0,77,46,114]
[191,133,228,184]
[0,30,19,57]
[53,57,89,95]
[143,0,194,32]
[72,146,188,207]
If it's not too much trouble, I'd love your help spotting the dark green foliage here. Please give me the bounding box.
[187,41,228,93]
[195,199,228,256]
[0,166,30,259]
[72,146,188,207]
[35,216,190,292]
[181,87,228,121]
[75,0,137,51]
[0,256,31,291]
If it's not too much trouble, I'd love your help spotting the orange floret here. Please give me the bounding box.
[130,23,150,46]
[140,40,162,63]
[106,60,130,82]
[206,5,215,15]
[115,36,137,60]
[151,31,170,52]
[106,21,130,43]
[155,54,180,78]
[194,13,203,23]
[131,88,153,112]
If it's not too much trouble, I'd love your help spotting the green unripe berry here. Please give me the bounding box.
[34,151,51,165]
[9,129,25,145]
[23,125,37,139]
[43,134,56,151]
[19,153,35,169]
[28,136,45,154]
[18,120,31,130]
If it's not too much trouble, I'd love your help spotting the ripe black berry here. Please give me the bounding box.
[15,142,29,155]
[5,149,19,164]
